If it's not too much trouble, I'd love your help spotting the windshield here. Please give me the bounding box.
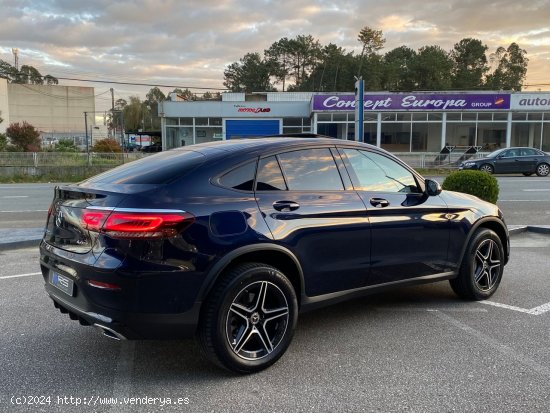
[486,148,507,158]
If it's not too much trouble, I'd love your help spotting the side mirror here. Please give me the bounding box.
[425,179,442,196]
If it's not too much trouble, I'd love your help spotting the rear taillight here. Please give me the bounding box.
[81,209,194,238]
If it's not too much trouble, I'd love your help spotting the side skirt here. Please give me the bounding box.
[300,271,457,313]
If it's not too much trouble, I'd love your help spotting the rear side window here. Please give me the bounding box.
[277,148,344,191]
[85,150,205,184]
[219,161,256,191]
[256,156,287,191]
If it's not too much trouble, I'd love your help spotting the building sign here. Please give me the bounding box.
[312,93,511,111]
[235,105,272,113]
[511,94,550,111]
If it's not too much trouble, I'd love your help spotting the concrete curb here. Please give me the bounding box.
[0,225,549,252]
[0,238,42,251]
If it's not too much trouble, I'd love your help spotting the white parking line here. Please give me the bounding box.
[480,300,550,315]
[522,189,550,192]
[0,272,41,280]
[1,196,29,198]
[433,310,550,377]
[0,210,48,213]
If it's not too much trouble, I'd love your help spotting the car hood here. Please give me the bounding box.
[461,157,491,165]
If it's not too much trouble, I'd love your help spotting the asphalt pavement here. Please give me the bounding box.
[1,232,550,412]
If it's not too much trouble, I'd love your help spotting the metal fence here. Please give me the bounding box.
[393,152,490,169]
[0,152,151,167]
[0,150,490,169]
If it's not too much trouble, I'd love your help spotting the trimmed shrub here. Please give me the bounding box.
[442,170,499,204]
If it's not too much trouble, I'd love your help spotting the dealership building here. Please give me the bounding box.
[160,91,550,153]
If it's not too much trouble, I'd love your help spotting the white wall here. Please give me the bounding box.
[0,79,9,134]
[7,84,95,134]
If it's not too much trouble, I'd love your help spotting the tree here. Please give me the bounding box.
[358,26,386,56]
[0,59,58,84]
[286,35,323,90]
[450,38,489,89]
[412,46,454,90]
[223,53,275,92]
[122,96,146,132]
[55,138,78,152]
[265,38,293,91]
[93,138,122,153]
[6,121,41,151]
[486,43,528,91]
[382,46,417,90]
[18,65,44,84]
[298,43,356,92]
[144,87,166,129]
[0,133,7,151]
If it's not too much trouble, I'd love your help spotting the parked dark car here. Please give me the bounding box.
[40,137,509,373]
[459,147,550,176]
[141,143,162,152]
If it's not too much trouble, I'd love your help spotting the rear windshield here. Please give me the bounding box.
[84,150,205,184]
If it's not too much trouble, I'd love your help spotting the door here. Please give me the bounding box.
[494,149,520,173]
[254,147,371,297]
[225,120,280,139]
[518,148,539,173]
[339,148,451,285]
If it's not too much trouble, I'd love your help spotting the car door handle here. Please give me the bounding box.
[272,200,300,212]
[370,198,390,208]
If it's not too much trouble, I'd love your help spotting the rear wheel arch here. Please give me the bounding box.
[199,245,305,306]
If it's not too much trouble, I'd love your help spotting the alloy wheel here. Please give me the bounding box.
[473,239,502,291]
[537,163,549,177]
[225,281,289,361]
[479,164,493,174]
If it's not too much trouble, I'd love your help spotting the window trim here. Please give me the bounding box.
[213,158,259,193]
[255,146,347,192]
[338,147,424,194]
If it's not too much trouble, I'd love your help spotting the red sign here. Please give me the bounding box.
[237,107,271,113]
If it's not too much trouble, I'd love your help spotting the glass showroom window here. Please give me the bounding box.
[381,113,411,152]
[166,127,193,149]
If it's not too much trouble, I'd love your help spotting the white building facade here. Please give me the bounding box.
[161,91,550,153]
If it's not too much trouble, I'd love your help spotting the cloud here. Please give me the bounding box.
[1,0,549,111]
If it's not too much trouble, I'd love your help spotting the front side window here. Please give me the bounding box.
[343,149,420,193]
[277,148,344,191]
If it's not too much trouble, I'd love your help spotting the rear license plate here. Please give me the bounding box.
[49,271,74,297]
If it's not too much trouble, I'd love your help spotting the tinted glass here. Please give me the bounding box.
[520,148,537,156]
[219,161,256,191]
[85,150,204,184]
[256,156,287,191]
[277,149,344,191]
[343,149,420,193]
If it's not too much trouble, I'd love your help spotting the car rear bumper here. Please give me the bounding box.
[40,241,203,340]
[46,288,201,340]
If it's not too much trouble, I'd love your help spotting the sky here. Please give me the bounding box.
[1,0,549,112]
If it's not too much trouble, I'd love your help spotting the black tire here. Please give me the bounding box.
[479,164,494,174]
[197,263,298,374]
[522,172,533,176]
[536,163,550,177]
[449,228,504,300]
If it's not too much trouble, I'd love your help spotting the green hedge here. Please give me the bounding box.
[442,170,499,203]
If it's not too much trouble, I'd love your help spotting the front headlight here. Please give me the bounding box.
[464,162,476,167]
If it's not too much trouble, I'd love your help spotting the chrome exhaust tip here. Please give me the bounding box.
[93,323,127,341]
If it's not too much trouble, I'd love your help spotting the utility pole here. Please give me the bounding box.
[84,111,89,152]
[354,77,364,142]
[110,88,115,140]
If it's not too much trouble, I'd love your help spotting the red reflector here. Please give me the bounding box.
[87,280,121,291]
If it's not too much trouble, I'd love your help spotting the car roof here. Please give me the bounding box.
[172,137,378,157]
